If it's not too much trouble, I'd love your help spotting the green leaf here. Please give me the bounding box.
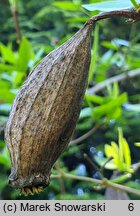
[135,142,140,147]
[0,175,7,191]
[118,128,131,171]
[76,118,93,130]
[11,72,25,87]
[0,43,16,64]
[85,94,105,105]
[105,142,122,169]
[0,147,10,168]
[0,80,10,88]
[111,141,123,169]
[104,128,132,172]
[0,141,5,149]
[66,17,88,23]
[104,144,114,157]
[0,63,16,72]
[112,82,119,99]
[101,41,118,50]
[88,25,99,84]
[122,137,131,169]
[90,0,110,2]
[82,0,140,12]
[111,141,119,153]
[92,93,127,119]
[53,1,81,11]
[0,89,15,103]
[118,127,124,164]
[108,107,121,119]
[17,37,34,72]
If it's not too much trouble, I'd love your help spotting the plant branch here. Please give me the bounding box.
[51,172,102,184]
[11,5,21,43]
[84,153,104,179]
[69,124,101,145]
[54,162,66,194]
[107,180,140,196]
[51,172,140,196]
[87,68,140,95]
[85,8,140,26]
[132,162,140,172]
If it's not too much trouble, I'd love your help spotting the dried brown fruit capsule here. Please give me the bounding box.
[5,22,93,195]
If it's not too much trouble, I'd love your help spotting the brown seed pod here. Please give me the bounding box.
[5,23,93,194]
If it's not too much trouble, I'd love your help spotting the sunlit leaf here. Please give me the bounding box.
[122,137,131,169]
[0,63,16,72]
[85,94,105,105]
[118,127,124,164]
[82,0,140,12]
[104,128,132,172]
[111,141,119,153]
[53,1,81,11]
[108,107,121,119]
[134,142,140,147]
[104,144,114,157]
[0,89,15,103]
[17,37,34,72]
[118,128,131,171]
[101,41,118,50]
[92,93,127,119]
[111,141,122,169]
[0,43,16,64]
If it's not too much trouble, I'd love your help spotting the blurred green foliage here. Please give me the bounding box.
[0,0,140,200]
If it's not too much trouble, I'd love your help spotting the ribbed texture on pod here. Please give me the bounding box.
[5,23,92,191]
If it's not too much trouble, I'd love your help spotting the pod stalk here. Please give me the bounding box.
[85,8,140,27]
